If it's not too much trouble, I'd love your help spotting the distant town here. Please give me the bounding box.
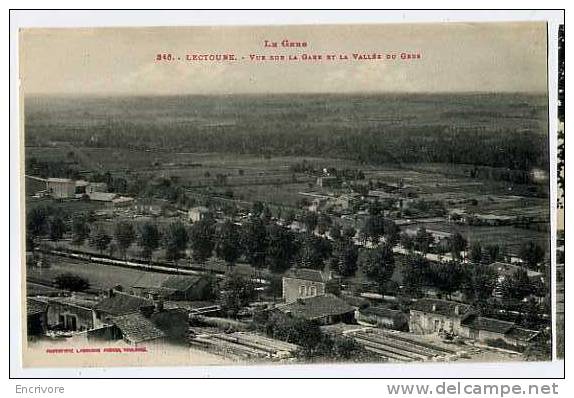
[24,93,552,364]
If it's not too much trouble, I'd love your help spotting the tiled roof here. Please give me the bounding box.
[284,268,328,283]
[275,294,355,321]
[410,299,474,318]
[160,275,202,291]
[27,298,48,316]
[505,327,540,342]
[360,306,403,319]
[88,192,118,202]
[461,315,515,334]
[111,313,166,344]
[95,292,153,316]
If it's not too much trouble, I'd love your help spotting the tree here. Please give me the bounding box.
[468,242,483,264]
[499,268,535,301]
[27,206,50,239]
[342,226,356,240]
[448,233,467,260]
[414,227,434,254]
[240,218,268,270]
[71,215,90,245]
[462,264,499,303]
[139,222,161,261]
[400,232,415,251]
[215,220,241,268]
[53,273,89,292]
[163,222,189,264]
[401,254,430,298]
[189,219,216,265]
[301,211,318,233]
[485,244,502,263]
[265,224,296,273]
[114,221,136,259]
[219,270,257,318]
[519,242,546,270]
[429,261,465,299]
[90,228,112,254]
[328,224,342,241]
[359,244,395,293]
[331,238,359,277]
[300,233,332,270]
[47,215,67,242]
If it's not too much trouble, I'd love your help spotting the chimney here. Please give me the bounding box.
[454,305,460,316]
[432,304,437,312]
[108,289,115,298]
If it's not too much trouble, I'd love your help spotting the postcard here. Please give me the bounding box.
[17,20,557,372]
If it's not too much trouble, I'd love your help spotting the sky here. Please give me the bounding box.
[19,22,548,95]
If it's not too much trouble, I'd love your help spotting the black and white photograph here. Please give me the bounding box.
[15,17,559,373]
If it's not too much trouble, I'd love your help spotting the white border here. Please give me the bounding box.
[9,9,564,379]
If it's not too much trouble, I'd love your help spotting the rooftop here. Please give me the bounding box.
[27,298,48,316]
[88,192,118,202]
[111,313,166,344]
[461,315,515,334]
[360,306,403,319]
[95,292,153,316]
[410,299,474,318]
[275,294,355,321]
[284,268,330,283]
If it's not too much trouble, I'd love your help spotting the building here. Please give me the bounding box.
[131,275,212,301]
[488,261,543,284]
[189,206,210,222]
[282,268,332,303]
[112,196,135,208]
[357,306,406,329]
[274,294,356,325]
[75,180,89,195]
[94,290,155,321]
[44,296,102,331]
[46,178,76,199]
[88,192,118,203]
[86,182,108,194]
[27,298,48,336]
[409,298,474,335]
[460,315,540,348]
[109,312,167,345]
[316,176,339,188]
[134,198,168,216]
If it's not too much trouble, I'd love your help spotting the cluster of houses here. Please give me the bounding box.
[27,262,541,358]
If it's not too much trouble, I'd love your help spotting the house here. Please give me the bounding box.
[460,315,540,348]
[112,196,135,208]
[46,178,76,199]
[134,198,168,216]
[357,306,406,329]
[282,268,332,303]
[86,182,108,194]
[131,275,211,301]
[88,192,118,203]
[316,176,339,188]
[110,312,167,345]
[87,192,134,208]
[409,298,474,335]
[274,294,356,325]
[488,261,543,283]
[75,180,89,195]
[189,206,210,222]
[94,290,154,320]
[27,298,48,336]
[44,296,102,331]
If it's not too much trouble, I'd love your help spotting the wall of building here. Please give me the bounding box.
[47,181,75,199]
[409,310,464,335]
[282,277,325,303]
[46,302,100,331]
